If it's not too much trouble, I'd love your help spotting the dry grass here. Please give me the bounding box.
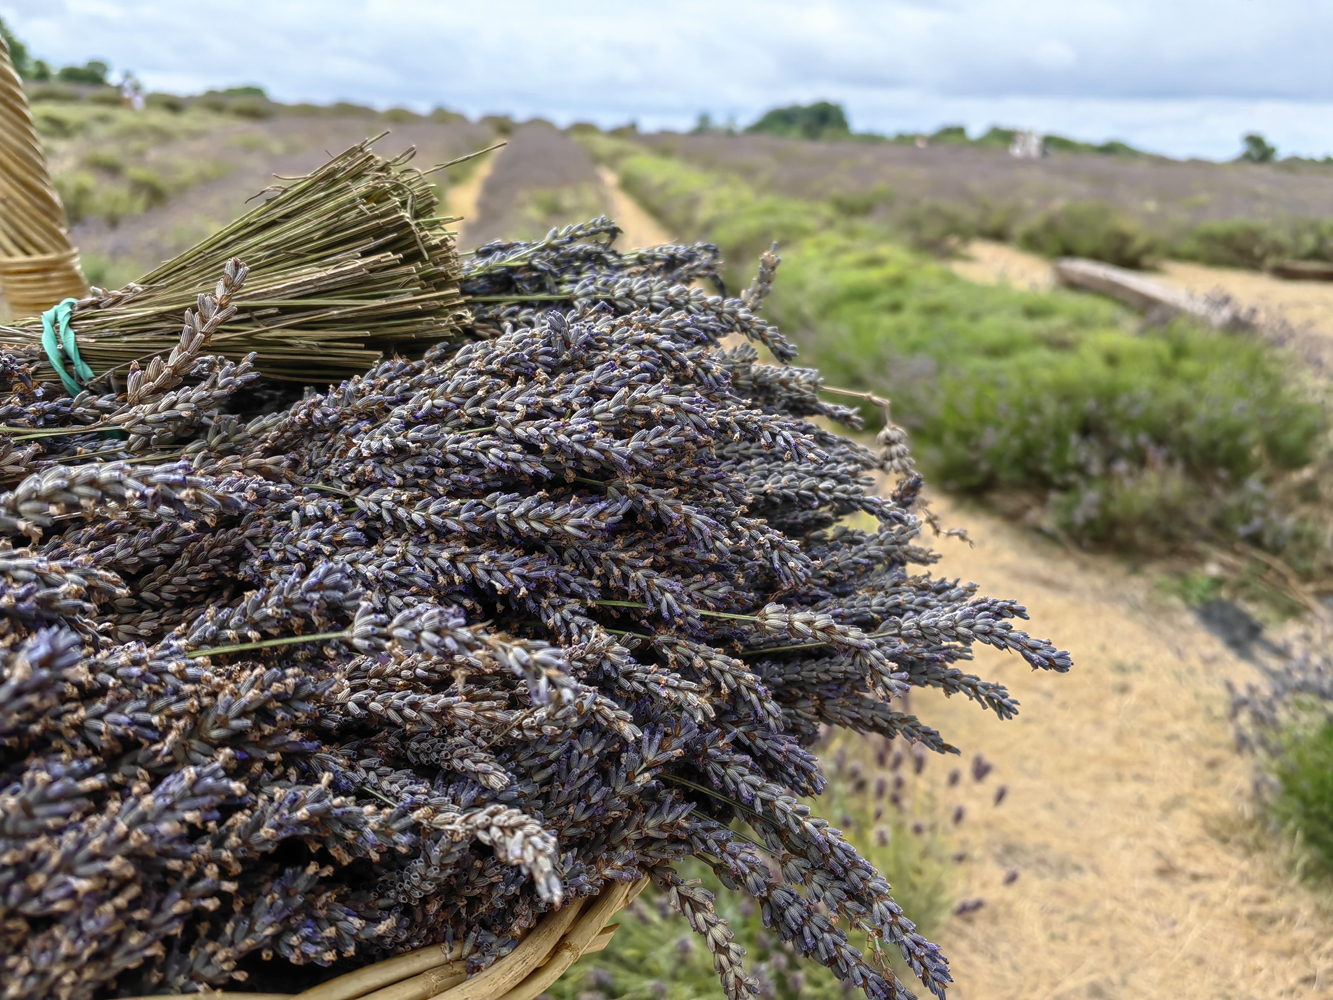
[888,488,1333,998]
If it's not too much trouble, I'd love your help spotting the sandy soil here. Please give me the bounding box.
[598,166,674,248]
[901,490,1333,999]
[950,240,1055,293]
[444,146,500,246]
[1158,260,1333,336]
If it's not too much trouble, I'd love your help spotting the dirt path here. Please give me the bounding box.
[905,490,1333,999]
[444,147,500,246]
[950,240,1056,293]
[1158,260,1333,336]
[597,166,674,248]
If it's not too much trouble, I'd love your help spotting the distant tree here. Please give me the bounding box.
[56,59,110,86]
[930,125,969,144]
[692,113,715,134]
[0,17,33,78]
[1240,132,1277,163]
[745,101,851,141]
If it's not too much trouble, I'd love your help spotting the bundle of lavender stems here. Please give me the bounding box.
[0,213,1070,1000]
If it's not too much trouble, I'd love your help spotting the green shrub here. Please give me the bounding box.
[82,150,124,175]
[614,147,830,286]
[830,184,894,218]
[144,92,185,113]
[196,92,230,113]
[33,105,83,138]
[26,83,80,104]
[1174,219,1291,270]
[86,87,124,107]
[1016,200,1162,269]
[975,126,1017,149]
[1273,719,1333,875]
[229,98,275,120]
[0,17,33,78]
[53,171,97,225]
[895,200,976,256]
[330,101,376,117]
[381,107,422,123]
[772,233,1319,491]
[1042,134,1143,156]
[930,124,969,144]
[80,252,143,291]
[973,199,1022,240]
[125,167,169,208]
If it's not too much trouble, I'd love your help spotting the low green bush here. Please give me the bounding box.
[86,87,124,107]
[144,92,185,113]
[381,107,422,123]
[125,167,169,208]
[1173,217,1333,270]
[895,200,976,256]
[82,149,124,174]
[1273,719,1333,876]
[1016,200,1162,269]
[27,84,81,105]
[830,183,895,218]
[228,97,275,120]
[773,233,1317,466]
[1174,219,1291,270]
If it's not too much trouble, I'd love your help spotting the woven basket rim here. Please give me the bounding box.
[117,878,648,1000]
[0,247,81,268]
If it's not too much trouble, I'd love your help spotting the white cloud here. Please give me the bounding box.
[1033,40,1078,72]
[2,0,1331,158]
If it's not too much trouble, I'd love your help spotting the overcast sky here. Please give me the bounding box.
[4,0,1332,159]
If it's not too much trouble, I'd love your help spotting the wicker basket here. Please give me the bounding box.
[0,35,88,317]
[119,879,646,1000]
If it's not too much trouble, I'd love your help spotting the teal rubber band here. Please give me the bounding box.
[40,298,94,396]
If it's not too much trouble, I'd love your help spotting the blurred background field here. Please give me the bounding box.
[7,37,1333,996]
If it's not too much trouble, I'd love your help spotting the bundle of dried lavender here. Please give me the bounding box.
[0,139,469,383]
[0,223,1069,1000]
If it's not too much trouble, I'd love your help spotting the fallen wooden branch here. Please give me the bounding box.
[1271,260,1333,282]
[1052,257,1255,331]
